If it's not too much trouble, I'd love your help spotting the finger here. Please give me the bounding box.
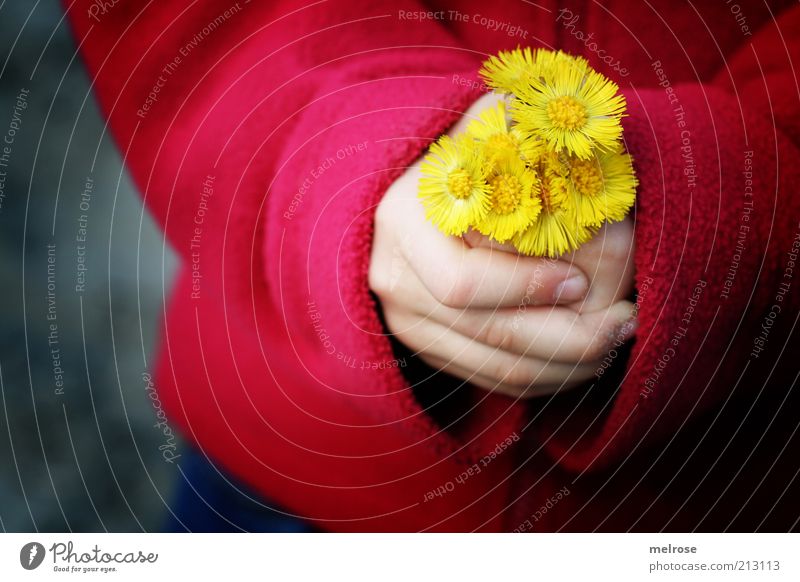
[439,299,638,364]
[386,309,599,387]
[420,354,593,399]
[405,218,589,309]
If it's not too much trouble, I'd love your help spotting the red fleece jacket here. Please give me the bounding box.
[66,0,800,531]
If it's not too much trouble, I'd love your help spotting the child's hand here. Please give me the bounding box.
[465,216,636,315]
[368,95,637,398]
[370,171,637,399]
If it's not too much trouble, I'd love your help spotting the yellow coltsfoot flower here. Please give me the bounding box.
[514,152,594,257]
[480,47,589,95]
[567,147,638,226]
[479,47,539,94]
[475,155,541,242]
[418,134,491,236]
[511,65,626,159]
[466,100,529,165]
[417,47,636,256]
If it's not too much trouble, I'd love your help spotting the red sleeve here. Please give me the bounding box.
[63,0,524,461]
[538,5,800,472]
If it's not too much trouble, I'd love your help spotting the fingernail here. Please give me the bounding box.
[553,275,588,303]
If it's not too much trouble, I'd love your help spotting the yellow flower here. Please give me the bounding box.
[567,147,638,226]
[480,47,589,95]
[476,155,541,242]
[511,64,626,159]
[514,152,594,257]
[465,100,529,164]
[517,136,548,166]
[419,47,637,257]
[418,134,491,236]
[480,47,538,94]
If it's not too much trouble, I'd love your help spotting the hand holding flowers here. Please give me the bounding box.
[370,84,637,398]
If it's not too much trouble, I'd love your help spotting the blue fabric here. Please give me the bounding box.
[162,448,316,532]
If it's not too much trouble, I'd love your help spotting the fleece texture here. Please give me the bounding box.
[65,0,800,531]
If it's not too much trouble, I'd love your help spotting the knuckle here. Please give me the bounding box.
[373,193,395,229]
[483,316,517,352]
[504,364,537,389]
[382,309,414,343]
[380,305,401,334]
[434,270,475,308]
[368,261,389,297]
[483,357,510,385]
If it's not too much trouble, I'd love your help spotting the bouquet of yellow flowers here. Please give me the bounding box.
[418,48,637,257]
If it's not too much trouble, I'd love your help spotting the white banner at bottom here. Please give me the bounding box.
[0,533,796,580]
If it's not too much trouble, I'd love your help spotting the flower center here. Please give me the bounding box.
[447,169,473,200]
[546,96,588,131]
[570,159,604,197]
[540,175,568,213]
[540,185,554,213]
[490,173,522,214]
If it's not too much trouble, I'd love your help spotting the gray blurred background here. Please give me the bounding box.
[0,0,179,531]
